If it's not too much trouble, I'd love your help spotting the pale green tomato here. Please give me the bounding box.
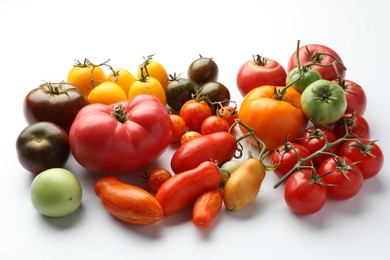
[286,67,322,93]
[30,168,82,217]
[220,160,242,184]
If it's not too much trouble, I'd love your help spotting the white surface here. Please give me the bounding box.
[1,0,389,259]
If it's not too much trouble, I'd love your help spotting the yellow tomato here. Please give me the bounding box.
[67,59,107,96]
[137,56,169,88]
[108,68,135,94]
[128,77,166,105]
[88,81,128,105]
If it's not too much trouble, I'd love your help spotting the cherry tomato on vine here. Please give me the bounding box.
[187,55,219,88]
[332,112,370,139]
[108,68,135,95]
[180,99,212,132]
[217,105,238,127]
[169,114,187,143]
[128,76,166,106]
[137,55,169,88]
[339,138,384,179]
[200,115,229,135]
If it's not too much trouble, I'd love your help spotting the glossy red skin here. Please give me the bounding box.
[23,82,88,133]
[340,138,384,179]
[318,156,363,200]
[332,113,370,139]
[200,115,229,135]
[237,58,287,97]
[298,126,340,168]
[333,79,367,115]
[171,132,237,174]
[156,161,222,216]
[270,143,311,179]
[287,44,346,81]
[180,100,212,132]
[284,169,327,215]
[69,94,172,174]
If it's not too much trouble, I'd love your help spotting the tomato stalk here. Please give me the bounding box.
[73,58,113,87]
[110,104,128,123]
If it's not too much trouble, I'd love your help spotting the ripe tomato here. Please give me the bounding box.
[298,126,340,168]
[287,43,346,81]
[87,81,128,105]
[217,105,238,127]
[318,156,363,200]
[67,59,107,96]
[284,169,327,215]
[339,138,384,179]
[192,188,223,229]
[169,114,187,143]
[332,112,370,139]
[137,55,169,88]
[165,74,197,111]
[238,85,308,151]
[179,99,212,132]
[237,54,287,97]
[180,131,201,145]
[333,79,367,116]
[200,115,229,135]
[108,67,135,95]
[187,55,219,88]
[145,167,172,192]
[128,76,166,106]
[197,81,230,107]
[270,142,311,179]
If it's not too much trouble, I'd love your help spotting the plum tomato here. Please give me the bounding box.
[165,74,197,111]
[16,122,70,174]
[332,112,370,139]
[333,79,367,116]
[200,115,229,135]
[285,66,322,94]
[23,82,88,133]
[318,156,363,200]
[169,114,187,143]
[179,99,212,131]
[187,55,219,88]
[339,138,384,179]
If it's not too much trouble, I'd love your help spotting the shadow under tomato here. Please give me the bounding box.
[39,203,85,230]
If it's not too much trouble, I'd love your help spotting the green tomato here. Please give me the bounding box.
[30,168,82,217]
[286,67,322,93]
[220,160,242,184]
[301,79,347,126]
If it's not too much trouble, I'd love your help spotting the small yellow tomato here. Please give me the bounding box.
[137,55,169,89]
[128,77,166,105]
[108,68,135,94]
[88,81,127,104]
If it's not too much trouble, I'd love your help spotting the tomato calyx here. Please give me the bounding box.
[110,104,128,123]
[323,156,361,182]
[348,138,379,159]
[252,54,268,66]
[44,81,66,95]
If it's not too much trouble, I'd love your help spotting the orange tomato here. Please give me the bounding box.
[193,188,223,229]
[238,85,308,151]
[137,55,169,88]
[67,59,107,96]
[128,77,166,105]
[88,81,127,104]
[169,114,187,143]
[108,68,135,94]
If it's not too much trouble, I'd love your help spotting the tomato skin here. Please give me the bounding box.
[285,67,322,94]
[237,55,287,97]
[156,161,222,216]
[200,115,229,135]
[169,114,187,143]
[88,81,128,105]
[318,156,363,200]
[192,188,223,229]
[145,167,172,192]
[165,77,197,111]
[108,68,135,95]
[270,143,311,179]
[16,122,70,174]
[223,158,266,211]
[238,85,308,151]
[187,56,219,88]
[284,169,327,215]
[171,132,237,174]
[287,44,346,81]
[69,94,172,174]
[217,106,238,127]
[67,61,107,96]
[95,176,163,225]
[23,82,88,133]
[332,113,370,139]
[339,138,384,179]
[128,77,166,106]
[137,58,169,89]
[179,99,213,132]
[180,131,202,145]
[197,81,230,106]
[333,79,367,115]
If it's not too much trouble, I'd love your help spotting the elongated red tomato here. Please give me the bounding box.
[192,188,223,229]
[170,132,237,174]
[156,161,222,216]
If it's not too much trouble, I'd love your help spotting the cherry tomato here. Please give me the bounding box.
[339,138,384,179]
[187,55,219,88]
[108,67,135,95]
[180,131,202,145]
[180,99,212,132]
[318,156,363,200]
[197,81,230,107]
[137,55,169,88]
[169,114,187,143]
[192,188,223,229]
[237,54,287,97]
[332,112,370,139]
[128,75,166,106]
[88,81,128,105]
[165,74,197,111]
[270,142,311,179]
[333,79,367,116]
[217,105,238,127]
[200,115,229,135]
[145,167,172,192]
[284,169,327,215]
[285,66,322,94]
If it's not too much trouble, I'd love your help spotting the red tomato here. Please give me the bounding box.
[237,54,287,97]
[270,142,311,179]
[318,156,363,200]
[192,188,223,229]
[217,105,238,127]
[169,114,187,143]
[180,99,213,131]
[298,126,340,168]
[332,112,370,139]
[339,138,384,179]
[69,94,172,174]
[287,44,346,81]
[145,167,172,192]
[200,115,229,135]
[284,169,327,215]
[333,79,367,115]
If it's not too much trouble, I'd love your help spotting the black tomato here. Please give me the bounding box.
[197,81,231,110]
[165,74,197,111]
[16,121,70,174]
[187,55,219,88]
[23,82,88,133]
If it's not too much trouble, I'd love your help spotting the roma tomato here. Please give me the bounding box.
[156,161,222,216]
[237,54,287,97]
[165,74,197,111]
[200,115,229,135]
[171,131,237,174]
[333,79,367,116]
[238,85,308,151]
[137,55,169,88]
[187,55,219,88]
[108,67,135,95]
[318,156,363,200]
[67,58,107,96]
[284,169,327,215]
[285,66,322,94]
[95,176,163,225]
[223,158,266,211]
[179,99,212,132]
[23,82,88,133]
[69,94,172,174]
[301,79,347,126]
[192,188,223,229]
[287,44,346,81]
[339,138,384,179]
[270,142,311,179]
[332,112,370,139]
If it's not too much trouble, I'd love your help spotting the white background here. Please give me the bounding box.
[1,0,389,259]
